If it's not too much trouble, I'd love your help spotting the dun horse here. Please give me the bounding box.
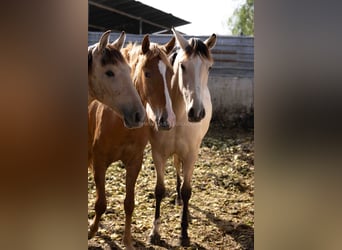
[88,30,145,128]
[148,28,217,246]
[88,34,176,250]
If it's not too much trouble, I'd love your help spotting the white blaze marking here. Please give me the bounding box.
[193,57,203,101]
[146,102,158,129]
[158,60,176,128]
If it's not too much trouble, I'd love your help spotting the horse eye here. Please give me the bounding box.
[208,66,212,72]
[105,70,114,77]
[181,63,186,71]
[145,72,151,78]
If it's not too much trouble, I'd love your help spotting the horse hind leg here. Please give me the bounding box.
[88,163,107,239]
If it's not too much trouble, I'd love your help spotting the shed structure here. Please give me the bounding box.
[88,0,190,34]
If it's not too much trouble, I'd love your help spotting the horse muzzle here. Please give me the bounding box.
[123,109,146,129]
[187,105,206,122]
[157,111,175,130]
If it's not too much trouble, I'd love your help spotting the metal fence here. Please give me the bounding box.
[88,32,254,78]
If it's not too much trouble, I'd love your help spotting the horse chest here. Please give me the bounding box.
[111,128,148,161]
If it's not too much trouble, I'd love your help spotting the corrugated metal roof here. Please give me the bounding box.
[88,0,190,34]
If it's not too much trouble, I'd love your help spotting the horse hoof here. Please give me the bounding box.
[179,236,190,247]
[149,233,161,245]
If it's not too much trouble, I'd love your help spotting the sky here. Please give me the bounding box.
[139,0,245,36]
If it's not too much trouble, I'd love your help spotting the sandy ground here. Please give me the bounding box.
[88,121,254,250]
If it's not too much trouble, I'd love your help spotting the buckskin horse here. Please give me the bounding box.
[88,34,176,250]
[148,28,217,246]
[88,30,145,128]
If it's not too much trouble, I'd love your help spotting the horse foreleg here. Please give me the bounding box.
[179,156,195,247]
[149,152,166,244]
[88,163,107,239]
[123,158,142,250]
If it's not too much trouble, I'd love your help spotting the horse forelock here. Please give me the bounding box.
[149,44,174,74]
[132,44,174,81]
[185,38,213,62]
[100,44,125,66]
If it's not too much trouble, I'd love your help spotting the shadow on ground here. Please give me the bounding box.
[190,204,254,250]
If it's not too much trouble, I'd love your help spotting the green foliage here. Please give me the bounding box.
[228,0,254,36]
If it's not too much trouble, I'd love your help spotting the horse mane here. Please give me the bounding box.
[170,51,178,66]
[185,38,213,61]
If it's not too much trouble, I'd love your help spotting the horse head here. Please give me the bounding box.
[129,35,176,130]
[172,28,216,122]
[88,30,146,128]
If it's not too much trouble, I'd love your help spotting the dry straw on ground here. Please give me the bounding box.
[88,121,254,250]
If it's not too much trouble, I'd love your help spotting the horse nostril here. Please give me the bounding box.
[158,114,170,129]
[159,116,164,124]
[134,112,142,123]
[188,108,195,119]
[159,115,166,125]
[200,108,206,119]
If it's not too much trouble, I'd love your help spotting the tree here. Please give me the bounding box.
[228,0,254,36]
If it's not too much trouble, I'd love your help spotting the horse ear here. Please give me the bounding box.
[141,34,150,54]
[172,27,189,51]
[163,36,176,55]
[98,30,111,52]
[204,33,217,50]
[111,31,126,50]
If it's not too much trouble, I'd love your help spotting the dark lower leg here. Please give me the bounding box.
[180,185,191,246]
[149,182,165,244]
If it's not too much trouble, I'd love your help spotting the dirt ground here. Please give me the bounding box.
[88,120,254,250]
